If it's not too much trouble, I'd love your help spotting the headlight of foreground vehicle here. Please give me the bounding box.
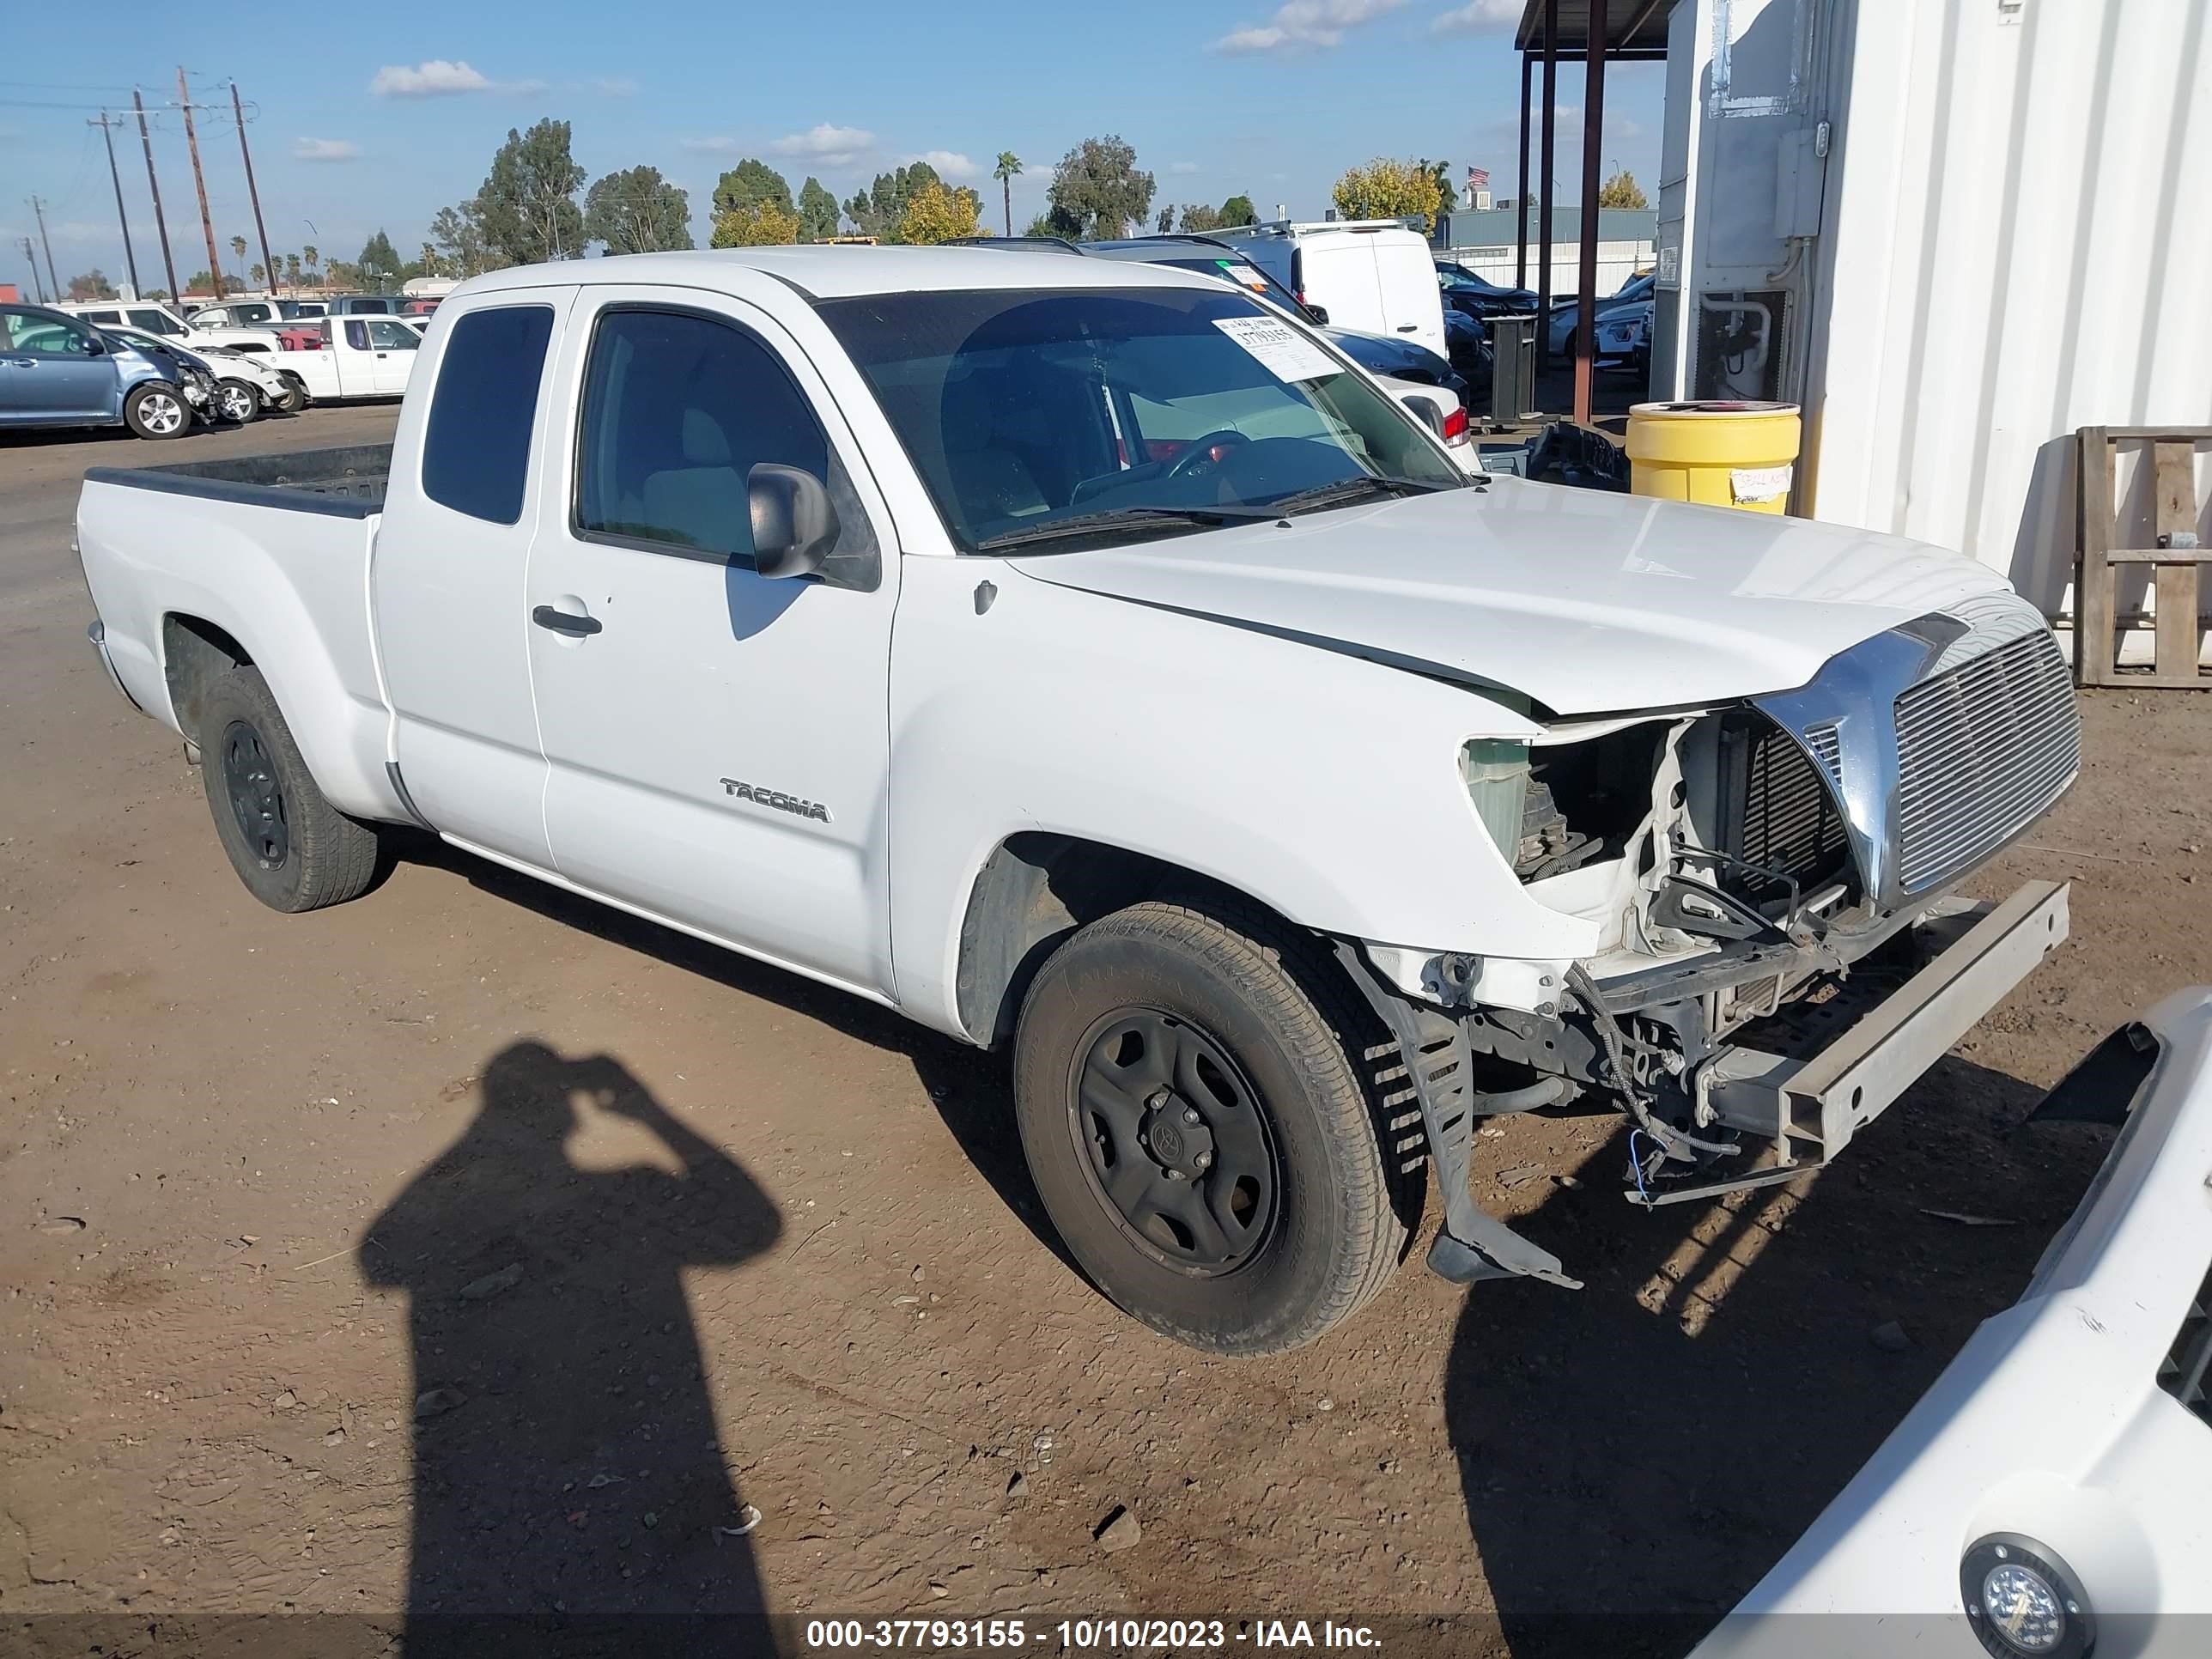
[1961,1534,2094,1659]
[1459,738,1530,860]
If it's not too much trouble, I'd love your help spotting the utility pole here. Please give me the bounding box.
[90,113,143,299]
[230,82,276,295]
[177,67,224,299]
[133,89,181,302]
[21,238,48,304]
[27,195,60,301]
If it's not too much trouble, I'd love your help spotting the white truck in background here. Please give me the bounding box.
[76,246,2080,1358]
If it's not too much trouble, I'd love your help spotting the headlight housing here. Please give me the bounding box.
[1459,739,1530,862]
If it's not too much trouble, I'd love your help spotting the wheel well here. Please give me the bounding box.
[162,614,252,744]
[954,832,1320,1049]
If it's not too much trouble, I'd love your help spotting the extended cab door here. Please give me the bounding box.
[373,289,575,867]
[522,284,901,996]
[338,317,419,395]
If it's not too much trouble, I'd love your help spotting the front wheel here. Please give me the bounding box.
[1012,901,1409,1355]
[198,665,381,913]
[213,379,260,425]
[273,374,307,415]
[124,382,191,440]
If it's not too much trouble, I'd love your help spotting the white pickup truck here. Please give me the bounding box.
[76,247,2081,1354]
[268,314,422,402]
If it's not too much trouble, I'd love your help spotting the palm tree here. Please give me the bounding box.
[421,242,437,278]
[285,252,301,291]
[301,243,319,282]
[229,234,248,268]
[994,152,1023,239]
[251,263,266,289]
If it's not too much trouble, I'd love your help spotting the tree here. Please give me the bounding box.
[357,229,403,287]
[1047,135,1153,240]
[1598,167,1649,210]
[428,205,500,278]
[1218,193,1257,229]
[797,176,840,242]
[710,199,800,247]
[844,162,939,241]
[713,159,793,219]
[420,242,438,277]
[585,165,694,254]
[187,270,244,297]
[285,252,301,289]
[1176,204,1223,234]
[898,178,981,245]
[250,263,267,288]
[301,243,319,279]
[471,118,587,265]
[1330,158,1443,232]
[229,234,248,268]
[1419,159,1459,214]
[324,260,362,290]
[66,269,118,301]
[1021,211,1061,239]
[993,151,1023,238]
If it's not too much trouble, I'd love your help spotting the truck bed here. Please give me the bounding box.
[82,444,393,515]
[76,444,404,826]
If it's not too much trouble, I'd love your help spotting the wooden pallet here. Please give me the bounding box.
[2076,425,2211,689]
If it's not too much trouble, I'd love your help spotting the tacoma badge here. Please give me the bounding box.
[720,778,831,823]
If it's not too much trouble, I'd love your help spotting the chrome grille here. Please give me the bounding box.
[1893,629,2080,894]
[2160,1262,2212,1426]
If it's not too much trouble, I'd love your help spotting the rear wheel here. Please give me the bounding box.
[273,374,307,414]
[213,379,259,424]
[1012,901,1408,1355]
[124,382,190,440]
[198,665,380,913]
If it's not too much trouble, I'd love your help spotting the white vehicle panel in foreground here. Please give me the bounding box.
[1695,988,2212,1658]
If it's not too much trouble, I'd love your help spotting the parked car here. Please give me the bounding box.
[319,295,405,317]
[1217,220,1450,361]
[98,323,295,422]
[1435,261,1547,325]
[76,247,2081,1357]
[184,297,325,330]
[54,300,287,357]
[1695,989,2212,1659]
[3,302,203,438]
[262,315,422,402]
[1545,270,1657,354]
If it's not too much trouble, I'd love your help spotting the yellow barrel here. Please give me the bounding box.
[1626,400,1802,514]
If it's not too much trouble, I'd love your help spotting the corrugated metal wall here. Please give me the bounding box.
[1802,0,2212,639]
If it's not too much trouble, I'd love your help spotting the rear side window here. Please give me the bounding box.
[574,307,830,563]
[422,305,556,526]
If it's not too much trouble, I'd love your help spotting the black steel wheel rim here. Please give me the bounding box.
[221,720,289,868]
[1067,1006,1278,1276]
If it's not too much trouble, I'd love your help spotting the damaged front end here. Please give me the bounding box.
[1346,594,2083,1290]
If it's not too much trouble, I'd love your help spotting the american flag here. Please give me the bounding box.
[1466,167,1490,189]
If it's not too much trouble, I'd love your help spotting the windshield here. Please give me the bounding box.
[817,285,1462,553]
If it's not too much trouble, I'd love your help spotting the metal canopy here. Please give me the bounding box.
[1512,0,1672,54]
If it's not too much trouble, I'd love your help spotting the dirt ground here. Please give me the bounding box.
[3,405,2209,1657]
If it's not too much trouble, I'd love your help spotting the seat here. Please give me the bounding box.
[939,373,1049,528]
[641,408,747,556]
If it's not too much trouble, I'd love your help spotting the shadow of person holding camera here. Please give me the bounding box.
[364,1042,783,1656]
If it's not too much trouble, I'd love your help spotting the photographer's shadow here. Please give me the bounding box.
[363,1042,783,1654]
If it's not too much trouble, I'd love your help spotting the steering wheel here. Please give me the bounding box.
[1164,428,1253,479]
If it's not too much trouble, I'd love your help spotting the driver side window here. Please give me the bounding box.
[3,312,92,356]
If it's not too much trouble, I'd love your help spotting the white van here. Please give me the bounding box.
[1217,221,1449,361]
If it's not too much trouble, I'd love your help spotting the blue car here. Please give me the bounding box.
[952,234,1474,411]
[2,302,202,439]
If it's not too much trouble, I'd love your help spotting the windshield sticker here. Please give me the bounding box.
[1212,315,1340,383]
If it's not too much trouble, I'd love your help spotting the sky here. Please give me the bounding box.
[1,0,1662,296]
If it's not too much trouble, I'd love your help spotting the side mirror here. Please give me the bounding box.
[748,463,841,580]
[1304,303,1330,325]
[82,335,106,356]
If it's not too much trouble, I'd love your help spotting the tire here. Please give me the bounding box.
[198,665,380,913]
[274,375,307,415]
[124,381,191,440]
[214,379,260,425]
[1012,901,1408,1355]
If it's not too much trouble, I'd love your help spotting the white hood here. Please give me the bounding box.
[1016,477,2013,715]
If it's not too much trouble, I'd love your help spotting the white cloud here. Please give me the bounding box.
[593,76,640,96]
[1430,0,1518,34]
[370,59,490,96]
[293,137,360,162]
[680,136,742,155]
[1212,0,1405,54]
[769,124,878,167]
[1169,161,1201,175]
[902,149,977,180]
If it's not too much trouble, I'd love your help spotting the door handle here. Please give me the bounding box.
[532,605,602,636]
[1395,325,1419,333]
